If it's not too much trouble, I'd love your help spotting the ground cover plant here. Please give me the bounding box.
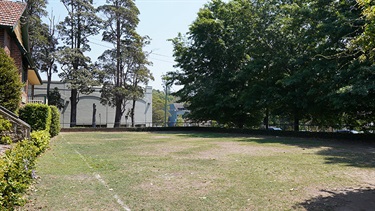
[24,132,375,210]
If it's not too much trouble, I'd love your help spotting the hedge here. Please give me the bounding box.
[0,130,50,209]
[49,106,60,137]
[0,115,12,144]
[19,104,51,133]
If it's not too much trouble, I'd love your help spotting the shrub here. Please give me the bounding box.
[0,130,51,209]
[0,48,23,113]
[19,104,51,132]
[0,139,39,208]
[49,106,60,137]
[30,130,50,155]
[0,115,12,144]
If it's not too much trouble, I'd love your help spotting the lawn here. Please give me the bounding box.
[23,132,375,210]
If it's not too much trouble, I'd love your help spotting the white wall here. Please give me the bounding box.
[34,81,152,128]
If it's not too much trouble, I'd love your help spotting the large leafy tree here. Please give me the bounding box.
[329,0,375,128]
[57,0,101,127]
[98,0,152,127]
[270,0,363,130]
[171,0,369,130]
[170,0,274,128]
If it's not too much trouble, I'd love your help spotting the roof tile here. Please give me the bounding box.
[0,1,27,27]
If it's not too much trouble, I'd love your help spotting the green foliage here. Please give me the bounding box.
[30,130,51,155]
[152,89,177,125]
[19,104,52,132]
[175,115,184,127]
[170,0,371,130]
[57,0,101,127]
[0,139,38,208]
[48,87,64,110]
[0,130,50,209]
[0,48,23,113]
[0,115,12,144]
[98,0,152,127]
[49,106,60,137]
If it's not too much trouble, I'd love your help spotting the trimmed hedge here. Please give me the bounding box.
[19,104,51,132]
[49,106,60,137]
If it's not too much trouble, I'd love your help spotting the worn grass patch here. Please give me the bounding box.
[23,132,375,210]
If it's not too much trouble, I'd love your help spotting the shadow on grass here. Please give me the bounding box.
[316,148,375,168]
[296,188,375,211]
[168,131,375,168]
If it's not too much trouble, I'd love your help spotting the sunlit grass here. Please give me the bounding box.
[23,132,374,210]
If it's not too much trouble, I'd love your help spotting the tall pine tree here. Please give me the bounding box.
[57,0,101,127]
[98,0,152,127]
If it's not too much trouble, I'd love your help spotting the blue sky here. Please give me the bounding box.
[45,0,212,91]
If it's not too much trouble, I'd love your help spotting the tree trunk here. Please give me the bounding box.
[264,108,269,130]
[131,99,136,127]
[114,97,122,128]
[46,73,51,101]
[294,112,299,131]
[70,89,77,127]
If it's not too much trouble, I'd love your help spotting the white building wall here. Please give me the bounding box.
[34,81,152,128]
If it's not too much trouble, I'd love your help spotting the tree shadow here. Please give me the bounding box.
[317,147,375,168]
[166,131,375,168]
[296,188,375,211]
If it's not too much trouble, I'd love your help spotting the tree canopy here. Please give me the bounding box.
[170,0,373,131]
[98,0,152,127]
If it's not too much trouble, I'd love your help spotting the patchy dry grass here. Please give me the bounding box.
[23,132,375,210]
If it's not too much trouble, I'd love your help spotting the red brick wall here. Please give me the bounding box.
[0,29,4,47]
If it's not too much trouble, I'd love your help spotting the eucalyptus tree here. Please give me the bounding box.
[22,0,48,55]
[33,15,58,101]
[23,0,60,103]
[57,0,101,127]
[98,0,152,127]
[127,36,153,127]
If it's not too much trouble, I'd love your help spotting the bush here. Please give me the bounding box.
[30,130,50,155]
[0,130,51,209]
[0,115,12,144]
[0,48,23,113]
[49,106,60,137]
[19,104,51,132]
[0,139,39,208]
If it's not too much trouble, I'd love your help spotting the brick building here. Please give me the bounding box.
[0,0,42,103]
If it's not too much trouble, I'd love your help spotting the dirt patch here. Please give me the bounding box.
[194,141,299,159]
[151,136,171,139]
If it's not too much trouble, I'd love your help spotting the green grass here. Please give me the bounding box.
[23,132,375,210]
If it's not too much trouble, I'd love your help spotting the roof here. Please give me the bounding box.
[171,103,187,110]
[0,1,26,27]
